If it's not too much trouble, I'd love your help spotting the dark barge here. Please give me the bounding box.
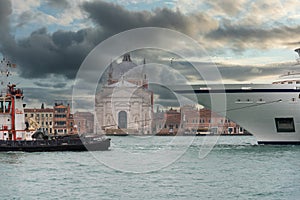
[0,135,111,152]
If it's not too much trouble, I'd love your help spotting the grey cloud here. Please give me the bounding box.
[206,0,246,16]
[45,0,70,9]
[0,0,12,22]
[16,11,35,27]
[34,81,67,88]
[216,62,300,82]
[23,87,72,107]
[0,0,12,40]
[206,23,300,51]
[285,41,300,46]
[82,1,218,36]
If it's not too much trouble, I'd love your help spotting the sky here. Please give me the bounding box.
[0,0,300,109]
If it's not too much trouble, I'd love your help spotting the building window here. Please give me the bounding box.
[36,114,39,117]
[42,114,44,117]
[50,114,52,117]
[49,122,52,125]
[56,108,66,113]
[239,127,243,133]
[56,121,66,126]
[46,114,48,117]
[25,114,27,117]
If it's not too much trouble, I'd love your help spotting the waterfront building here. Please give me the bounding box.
[181,105,245,134]
[24,104,54,134]
[154,105,246,135]
[154,108,182,135]
[53,102,77,135]
[74,112,94,134]
[96,54,153,135]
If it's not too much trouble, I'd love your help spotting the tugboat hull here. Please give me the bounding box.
[0,138,111,152]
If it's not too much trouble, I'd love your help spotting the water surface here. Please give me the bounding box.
[0,136,299,199]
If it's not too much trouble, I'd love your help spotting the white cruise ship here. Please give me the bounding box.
[176,49,300,144]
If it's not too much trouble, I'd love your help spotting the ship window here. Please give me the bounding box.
[275,118,295,132]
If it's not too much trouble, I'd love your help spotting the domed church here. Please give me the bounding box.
[96,54,153,135]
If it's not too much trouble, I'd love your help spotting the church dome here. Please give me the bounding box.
[111,53,138,80]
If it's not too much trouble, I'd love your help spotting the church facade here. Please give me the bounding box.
[95,54,153,135]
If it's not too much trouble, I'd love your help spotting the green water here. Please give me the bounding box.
[0,136,299,199]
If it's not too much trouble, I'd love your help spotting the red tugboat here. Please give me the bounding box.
[0,58,110,151]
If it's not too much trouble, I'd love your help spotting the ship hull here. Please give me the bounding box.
[176,84,300,144]
[0,138,111,152]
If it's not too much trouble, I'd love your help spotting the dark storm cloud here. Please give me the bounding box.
[81,0,218,35]
[1,0,299,82]
[1,26,105,79]
[0,0,219,80]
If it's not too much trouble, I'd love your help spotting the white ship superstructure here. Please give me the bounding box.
[176,49,300,144]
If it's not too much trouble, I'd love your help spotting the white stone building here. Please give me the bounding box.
[95,54,153,134]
